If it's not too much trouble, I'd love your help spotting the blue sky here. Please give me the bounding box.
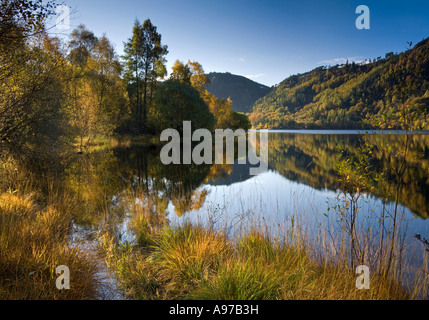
[52,0,429,86]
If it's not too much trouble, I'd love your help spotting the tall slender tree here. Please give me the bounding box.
[123,19,168,130]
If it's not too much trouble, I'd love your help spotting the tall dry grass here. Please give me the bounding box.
[99,191,415,300]
[0,160,100,300]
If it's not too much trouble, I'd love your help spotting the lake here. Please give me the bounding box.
[66,131,429,295]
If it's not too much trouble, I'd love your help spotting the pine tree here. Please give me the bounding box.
[123,19,168,130]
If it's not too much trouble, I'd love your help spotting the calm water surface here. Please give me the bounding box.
[67,131,429,294]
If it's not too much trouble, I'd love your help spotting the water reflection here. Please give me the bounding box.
[267,133,429,218]
[63,132,429,227]
[60,132,429,292]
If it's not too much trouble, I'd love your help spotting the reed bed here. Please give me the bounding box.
[0,160,100,300]
[99,186,421,300]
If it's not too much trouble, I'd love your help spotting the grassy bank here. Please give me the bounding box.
[0,160,100,300]
[0,155,425,300]
[99,204,412,300]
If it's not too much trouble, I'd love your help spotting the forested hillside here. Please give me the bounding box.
[250,38,429,130]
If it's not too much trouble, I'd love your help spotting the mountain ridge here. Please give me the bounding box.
[204,72,271,113]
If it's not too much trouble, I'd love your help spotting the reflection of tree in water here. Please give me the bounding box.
[63,150,129,226]
[62,133,429,223]
[62,142,239,229]
[267,133,429,218]
[113,145,233,217]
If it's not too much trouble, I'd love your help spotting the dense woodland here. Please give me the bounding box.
[2,0,428,164]
[250,39,429,130]
[0,0,250,162]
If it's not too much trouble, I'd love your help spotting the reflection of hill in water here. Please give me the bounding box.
[205,133,428,219]
[206,161,253,186]
[265,133,429,219]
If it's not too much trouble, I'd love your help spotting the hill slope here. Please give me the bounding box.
[250,38,429,130]
[205,72,271,113]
